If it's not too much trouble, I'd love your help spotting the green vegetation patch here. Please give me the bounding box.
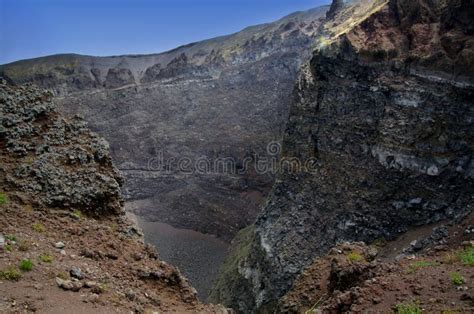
[0,266,22,281]
[56,271,68,280]
[394,301,423,314]
[347,251,365,262]
[5,235,16,242]
[19,259,33,272]
[38,253,53,263]
[408,260,439,273]
[0,193,7,205]
[450,272,464,286]
[72,209,83,219]
[31,223,45,233]
[459,247,474,266]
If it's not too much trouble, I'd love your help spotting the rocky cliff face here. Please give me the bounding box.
[211,0,474,311]
[0,7,328,240]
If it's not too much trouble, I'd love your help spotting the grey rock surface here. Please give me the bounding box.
[54,242,65,249]
[0,80,124,215]
[70,267,85,280]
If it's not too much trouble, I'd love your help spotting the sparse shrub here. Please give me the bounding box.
[0,193,7,205]
[56,271,68,280]
[4,244,13,252]
[442,251,460,265]
[109,292,123,305]
[450,272,464,286]
[72,209,83,219]
[19,259,33,272]
[18,240,30,252]
[31,223,45,233]
[371,238,387,248]
[97,282,108,293]
[394,301,423,314]
[0,266,22,281]
[459,247,474,266]
[347,251,364,262]
[38,253,53,263]
[5,235,16,242]
[92,280,108,294]
[408,261,438,273]
[25,156,34,165]
[110,223,119,232]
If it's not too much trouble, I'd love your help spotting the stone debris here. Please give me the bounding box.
[56,278,83,292]
[70,267,85,280]
[54,242,65,249]
[0,234,4,250]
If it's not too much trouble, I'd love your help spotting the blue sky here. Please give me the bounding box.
[0,0,330,64]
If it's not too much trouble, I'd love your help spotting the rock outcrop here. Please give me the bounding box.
[0,80,123,215]
[211,0,474,311]
[326,0,344,19]
[277,224,474,313]
[104,67,135,89]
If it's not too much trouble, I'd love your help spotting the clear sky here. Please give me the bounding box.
[0,0,330,65]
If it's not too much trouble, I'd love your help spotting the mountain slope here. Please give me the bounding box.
[0,6,329,240]
[1,7,326,91]
[210,0,474,311]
